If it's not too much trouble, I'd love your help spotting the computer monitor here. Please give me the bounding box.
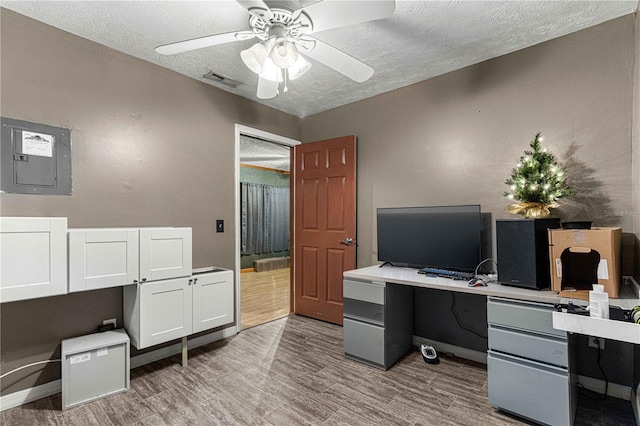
[377,204,482,271]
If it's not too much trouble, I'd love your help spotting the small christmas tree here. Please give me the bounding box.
[504,133,573,218]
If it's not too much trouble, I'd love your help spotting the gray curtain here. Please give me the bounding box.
[241,183,290,255]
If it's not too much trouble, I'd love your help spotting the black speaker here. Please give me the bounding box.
[496,218,561,289]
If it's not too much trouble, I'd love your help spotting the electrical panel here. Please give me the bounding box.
[1,117,71,195]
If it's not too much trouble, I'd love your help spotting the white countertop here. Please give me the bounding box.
[552,311,640,344]
[344,265,640,307]
[343,265,561,304]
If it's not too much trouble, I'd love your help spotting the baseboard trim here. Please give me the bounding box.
[412,336,487,364]
[0,379,61,412]
[1,325,237,412]
[577,375,632,401]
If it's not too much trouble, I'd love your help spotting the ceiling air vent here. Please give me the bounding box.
[203,71,241,88]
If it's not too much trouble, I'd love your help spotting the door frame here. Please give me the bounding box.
[234,124,300,334]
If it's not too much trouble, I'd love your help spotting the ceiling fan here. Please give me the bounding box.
[155,0,395,99]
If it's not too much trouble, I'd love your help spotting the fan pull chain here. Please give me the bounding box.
[283,68,289,93]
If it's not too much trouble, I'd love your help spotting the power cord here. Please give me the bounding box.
[474,258,497,277]
[577,336,609,400]
[468,258,499,286]
[450,292,487,340]
[0,360,61,380]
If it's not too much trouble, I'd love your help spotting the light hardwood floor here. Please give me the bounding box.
[241,268,290,330]
[2,315,635,426]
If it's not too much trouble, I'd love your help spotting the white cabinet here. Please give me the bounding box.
[192,269,234,333]
[124,268,234,349]
[1,217,67,303]
[123,277,193,349]
[139,228,192,282]
[68,228,139,292]
[68,227,192,293]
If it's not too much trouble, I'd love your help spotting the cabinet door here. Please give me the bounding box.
[139,278,192,348]
[68,229,139,292]
[139,228,192,282]
[1,217,67,302]
[192,270,234,333]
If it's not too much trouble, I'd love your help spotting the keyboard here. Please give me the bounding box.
[418,267,474,281]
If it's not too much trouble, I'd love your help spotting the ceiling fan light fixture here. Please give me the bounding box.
[240,42,268,74]
[288,55,311,80]
[259,57,283,82]
[270,37,299,68]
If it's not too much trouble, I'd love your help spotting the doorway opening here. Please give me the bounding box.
[234,125,300,332]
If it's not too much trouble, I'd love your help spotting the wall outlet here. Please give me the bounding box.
[103,318,116,328]
[588,336,605,350]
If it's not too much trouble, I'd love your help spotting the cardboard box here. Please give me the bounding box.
[548,227,622,300]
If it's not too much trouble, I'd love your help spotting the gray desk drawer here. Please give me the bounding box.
[343,318,384,367]
[343,280,385,305]
[488,351,571,426]
[344,298,384,325]
[487,297,565,338]
[488,326,568,368]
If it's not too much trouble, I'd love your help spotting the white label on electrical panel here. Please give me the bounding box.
[597,259,609,280]
[555,258,562,277]
[22,131,53,157]
[69,352,91,365]
[97,348,108,357]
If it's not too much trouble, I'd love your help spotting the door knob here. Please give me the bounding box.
[339,237,355,246]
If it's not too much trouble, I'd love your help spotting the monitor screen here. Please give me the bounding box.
[377,205,482,271]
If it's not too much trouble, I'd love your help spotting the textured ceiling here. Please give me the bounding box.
[2,1,638,118]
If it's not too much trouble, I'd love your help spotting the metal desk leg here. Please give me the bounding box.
[181,336,188,367]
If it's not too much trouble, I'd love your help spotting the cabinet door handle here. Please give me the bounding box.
[133,279,138,284]
[141,278,147,282]
[193,278,198,284]
[188,279,193,285]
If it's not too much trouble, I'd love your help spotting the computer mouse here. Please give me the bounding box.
[468,279,487,287]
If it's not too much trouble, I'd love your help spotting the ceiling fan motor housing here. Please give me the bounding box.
[248,8,313,42]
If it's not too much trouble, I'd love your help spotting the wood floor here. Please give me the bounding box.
[2,315,636,426]
[241,268,290,330]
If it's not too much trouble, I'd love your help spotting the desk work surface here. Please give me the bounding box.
[344,265,640,307]
[344,265,560,304]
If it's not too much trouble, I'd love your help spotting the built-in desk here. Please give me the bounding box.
[343,265,640,425]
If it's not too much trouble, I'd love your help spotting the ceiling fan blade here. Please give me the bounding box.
[300,38,373,83]
[303,0,395,33]
[156,30,255,55]
[257,76,279,99]
[236,0,271,17]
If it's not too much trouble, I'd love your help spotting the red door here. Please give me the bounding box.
[292,136,357,325]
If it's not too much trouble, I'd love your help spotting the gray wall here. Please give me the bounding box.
[0,9,300,394]
[302,16,638,389]
[302,15,637,271]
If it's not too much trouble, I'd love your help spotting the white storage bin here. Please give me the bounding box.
[61,329,130,410]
